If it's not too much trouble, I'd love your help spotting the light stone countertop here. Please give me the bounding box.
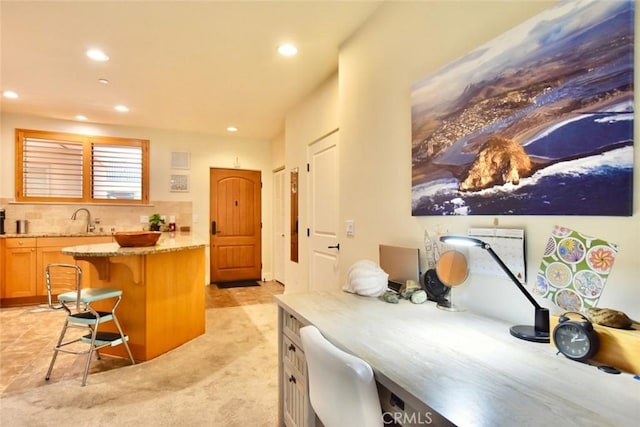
[1,232,114,238]
[275,291,640,427]
[61,233,206,257]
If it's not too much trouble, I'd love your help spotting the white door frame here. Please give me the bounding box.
[272,167,285,284]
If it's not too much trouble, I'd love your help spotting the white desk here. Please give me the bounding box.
[275,291,639,427]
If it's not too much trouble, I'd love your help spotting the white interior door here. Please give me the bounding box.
[308,131,340,291]
[273,168,285,284]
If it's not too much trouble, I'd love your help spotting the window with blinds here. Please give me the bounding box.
[15,129,149,204]
[22,137,84,198]
[92,144,142,200]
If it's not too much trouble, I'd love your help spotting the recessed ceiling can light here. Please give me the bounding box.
[75,115,88,121]
[277,44,298,57]
[2,90,19,99]
[114,105,129,112]
[98,78,109,84]
[86,48,109,61]
[227,126,238,132]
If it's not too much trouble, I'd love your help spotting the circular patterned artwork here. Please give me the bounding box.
[545,262,572,288]
[555,288,583,311]
[533,274,549,296]
[551,226,572,238]
[543,237,556,257]
[557,237,586,264]
[573,270,604,299]
[586,245,616,275]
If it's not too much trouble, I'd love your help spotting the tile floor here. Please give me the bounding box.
[0,281,284,395]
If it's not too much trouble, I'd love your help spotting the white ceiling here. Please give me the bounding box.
[0,0,381,140]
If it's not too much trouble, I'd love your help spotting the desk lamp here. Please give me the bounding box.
[439,235,550,343]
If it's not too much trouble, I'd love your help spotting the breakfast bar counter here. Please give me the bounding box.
[62,234,207,361]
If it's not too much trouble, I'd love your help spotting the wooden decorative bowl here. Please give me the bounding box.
[114,231,162,247]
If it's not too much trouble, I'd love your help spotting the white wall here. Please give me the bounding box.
[286,0,640,323]
[284,72,340,292]
[1,112,274,283]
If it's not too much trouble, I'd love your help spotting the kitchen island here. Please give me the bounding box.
[62,234,206,361]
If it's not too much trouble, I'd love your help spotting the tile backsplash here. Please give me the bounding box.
[0,199,192,234]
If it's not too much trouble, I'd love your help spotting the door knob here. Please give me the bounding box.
[327,243,340,250]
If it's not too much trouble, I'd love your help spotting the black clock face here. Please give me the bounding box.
[554,324,593,360]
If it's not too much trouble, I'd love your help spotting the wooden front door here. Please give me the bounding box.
[209,168,262,283]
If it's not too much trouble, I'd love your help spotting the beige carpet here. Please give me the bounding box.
[0,303,279,426]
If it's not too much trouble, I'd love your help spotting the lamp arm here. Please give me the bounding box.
[483,245,542,310]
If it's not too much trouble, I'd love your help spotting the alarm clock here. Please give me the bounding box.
[553,312,600,362]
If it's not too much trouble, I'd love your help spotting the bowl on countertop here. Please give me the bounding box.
[113,231,162,247]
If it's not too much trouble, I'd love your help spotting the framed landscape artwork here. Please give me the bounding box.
[411,0,634,216]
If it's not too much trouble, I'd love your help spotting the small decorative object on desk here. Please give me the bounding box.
[114,231,162,247]
[587,307,633,329]
[382,291,399,304]
[342,260,388,297]
[410,290,427,304]
[400,279,421,299]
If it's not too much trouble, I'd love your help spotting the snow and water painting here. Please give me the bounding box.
[411,0,634,216]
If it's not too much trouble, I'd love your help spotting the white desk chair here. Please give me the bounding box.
[300,325,383,427]
[45,263,135,386]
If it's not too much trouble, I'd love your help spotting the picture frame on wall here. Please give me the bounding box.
[171,151,190,169]
[170,174,189,192]
[410,0,634,216]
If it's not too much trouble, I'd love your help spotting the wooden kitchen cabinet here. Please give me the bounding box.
[0,235,113,305]
[0,239,4,297]
[3,237,37,298]
[35,236,112,296]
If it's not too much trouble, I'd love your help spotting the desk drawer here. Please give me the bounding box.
[283,335,307,377]
[283,359,309,427]
[283,311,305,339]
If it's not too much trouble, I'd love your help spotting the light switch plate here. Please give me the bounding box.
[346,220,355,237]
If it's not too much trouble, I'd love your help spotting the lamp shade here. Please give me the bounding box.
[440,236,485,247]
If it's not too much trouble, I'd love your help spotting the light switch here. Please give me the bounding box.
[140,215,148,223]
[346,220,355,237]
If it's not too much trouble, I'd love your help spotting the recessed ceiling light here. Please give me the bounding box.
[227,126,238,132]
[2,90,19,99]
[98,78,109,84]
[277,44,298,57]
[114,105,129,112]
[75,115,88,121]
[86,49,109,61]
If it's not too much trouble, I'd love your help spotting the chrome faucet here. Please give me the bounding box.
[70,208,94,233]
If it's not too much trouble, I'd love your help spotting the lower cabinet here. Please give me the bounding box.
[278,307,316,427]
[3,238,37,298]
[1,235,112,305]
